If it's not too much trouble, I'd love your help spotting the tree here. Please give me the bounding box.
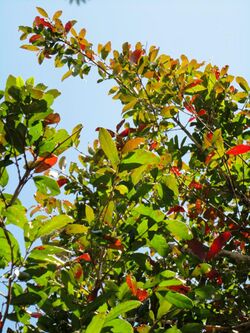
[0,6,249,333]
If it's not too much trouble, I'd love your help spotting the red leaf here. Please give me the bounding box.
[188,79,203,88]
[34,246,45,250]
[64,21,72,33]
[188,116,196,123]
[34,16,53,30]
[149,141,158,150]
[198,109,206,116]
[57,178,68,187]
[206,132,213,141]
[116,119,125,133]
[126,275,137,296]
[29,34,42,43]
[74,267,83,279]
[206,231,232,260]
[31,312,43,318]
[229,85,235,93]
[226,144,250,155]
[76,253,91,262]
[130,49,144,64]
[168,285,191,295]
[109,239,124,250]
[184,101,195,113]
[170,166,181,177]
[212,67,220,80]
[205,151,215,165]
[187,239,207,260]
[167,205,185,215]
[80,43,86,51]
[119,128,130,137]
[189,180,203,190]
[34,154,58,173]
[44,113,61,125]
[136,288,148,301]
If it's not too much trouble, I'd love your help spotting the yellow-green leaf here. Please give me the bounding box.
[65,224,89,235]
[36,7,49,18]
[99,128,119,169]
[115,185,128,195]
[52,10,62,21]
[21,45,40,51]
[122,99,137,113]
[61,69,73,81]
[85,205,95,223]
[236,76,250,92]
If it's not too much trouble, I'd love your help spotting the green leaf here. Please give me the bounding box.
[122,149,160,165]
[71,123,83,148]
[181,323,203,333]
[33,176,60,197]
[236,76,250,92]
[12,292,41,306]
[28,246,68,265]
[85,205,95,223]
[164,220,193,240]
[131,165,148,185]
[135,204,165,222]
[115,184,128,195]
[192,263,211,277]
[185,85,206,94]
[157,299,172,319]
[165,326,182,333]
[4,205,28,229]
[158,279,183,287]
[166,291,193,309]
[99,128,119,169]
[164,175,179,197]
[150,234,169,256]
[106,300,141,322]
[0,167,9,187]
[37,215,74,238]
[85,313,106,333]
[0,228,21,268]
[65,224,89,234]
[61,69,73,81]
[103,318,133,333]
[212,128,225,156]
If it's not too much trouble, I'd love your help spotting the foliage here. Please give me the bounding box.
[0,7,249,333]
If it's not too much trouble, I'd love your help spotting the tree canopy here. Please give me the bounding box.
[0,7,249,333]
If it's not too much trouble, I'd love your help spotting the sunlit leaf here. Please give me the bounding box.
[122,137,145,154]
[65,224,89,234]
[99,127,119,169]
[106,300,141,322]
[165,220,193,240]
[36,7,49,18]
[236,76,250,92]
[37,215,74,238]
[226,144,250,155]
